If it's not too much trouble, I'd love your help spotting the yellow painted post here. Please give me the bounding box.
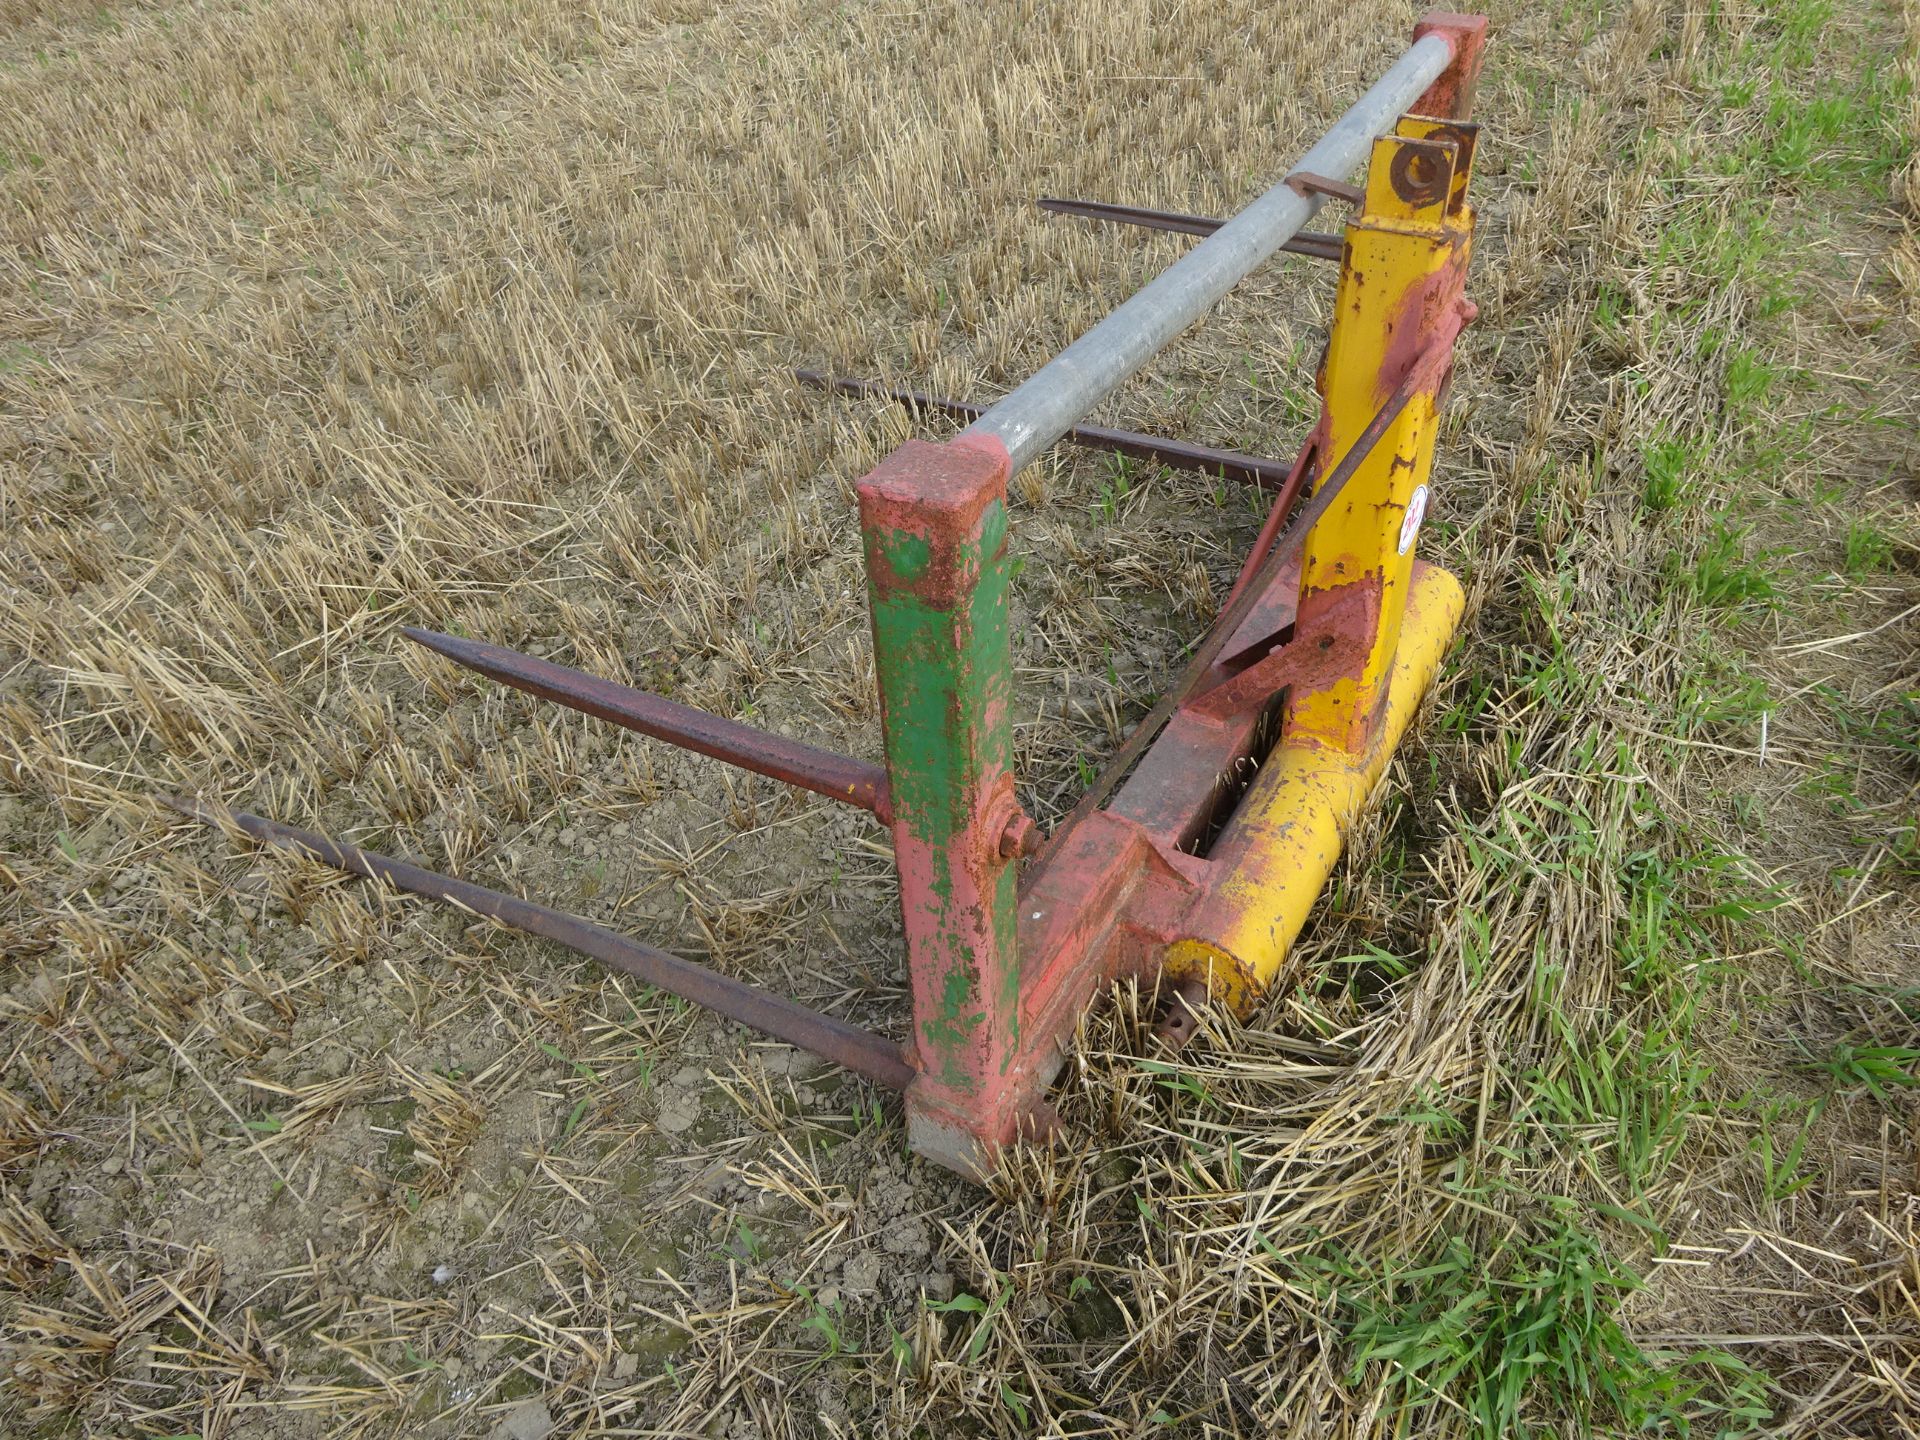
[1165,118,1479,1011]
[1289,123,1474,755]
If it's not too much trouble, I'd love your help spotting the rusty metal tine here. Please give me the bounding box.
[1035,197,1343,261]
[402,628,892,824]
[1038,196,1220,238]
[795,369,985,422]
[163,798,918,1091]
[794,370,1296,493]
[1026,338,1452,876]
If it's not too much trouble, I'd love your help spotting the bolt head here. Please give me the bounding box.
[998,812,1041,859]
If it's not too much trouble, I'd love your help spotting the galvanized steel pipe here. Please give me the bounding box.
[962,32,1455,473]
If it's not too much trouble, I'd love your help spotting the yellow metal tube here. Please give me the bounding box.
[1164,562,1464,1013]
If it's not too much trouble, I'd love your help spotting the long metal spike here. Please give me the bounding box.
[1035,197,1343,260]
[402,628,892,823]
[795,370,1296,493]
[164,798,918,1091]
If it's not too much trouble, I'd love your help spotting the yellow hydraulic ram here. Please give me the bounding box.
[1166,114,1480,1012]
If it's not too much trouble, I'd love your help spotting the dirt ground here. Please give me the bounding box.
[3,0,1918,1436]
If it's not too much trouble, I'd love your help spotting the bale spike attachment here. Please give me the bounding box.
[173,12,1490,1184]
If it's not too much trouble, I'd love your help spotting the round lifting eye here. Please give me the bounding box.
[1389,141,1449,208]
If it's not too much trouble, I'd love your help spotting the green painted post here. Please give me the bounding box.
[856,436,1033,1177]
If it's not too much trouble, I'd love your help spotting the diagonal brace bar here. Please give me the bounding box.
[164,799,917,1090]
[403,628,892,823]
[1027,336,1455,875]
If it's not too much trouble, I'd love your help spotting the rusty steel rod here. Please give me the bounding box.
[1036,197,1344,261]
[165,798,918,1091]
[795,370,1296,493]
[1029,339,1451,874]
[1222,435,1317,612]
[964,32,1455,472]
[403,628,892,824]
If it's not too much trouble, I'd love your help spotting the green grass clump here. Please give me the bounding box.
[1683,522,1777,611]
[1812,1042,1920,1102]
[1307,1218,1770,1439]
[1842,519,1894,576]
[1642,432,1705,513]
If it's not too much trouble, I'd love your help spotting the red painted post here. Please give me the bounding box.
[1411,11,1490,120]
[856,435,1032,1178]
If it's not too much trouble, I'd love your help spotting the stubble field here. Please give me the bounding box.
[3,0,1919,1435]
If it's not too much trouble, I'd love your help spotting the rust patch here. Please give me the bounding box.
[1411,11,1490,120]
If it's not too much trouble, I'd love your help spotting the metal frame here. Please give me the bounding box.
[175,12,1490,1183]
[958,19,1475,472]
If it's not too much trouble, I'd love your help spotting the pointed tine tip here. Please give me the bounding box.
[158,793,247,835]
[401,626,490,667]
[157,793,206,820]
[401,627,545,692]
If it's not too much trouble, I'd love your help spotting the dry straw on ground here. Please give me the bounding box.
[2,0,1917,1436]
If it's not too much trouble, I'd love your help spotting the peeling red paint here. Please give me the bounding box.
[1412,12,1490,120]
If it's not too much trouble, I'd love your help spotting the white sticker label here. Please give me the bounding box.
[1397,484,1430,555]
